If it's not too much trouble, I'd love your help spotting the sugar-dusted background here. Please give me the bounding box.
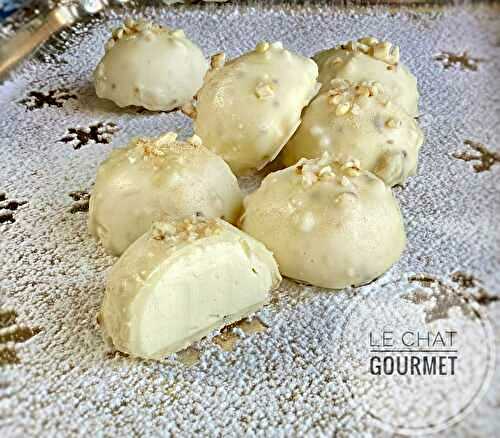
[1,1,499,436]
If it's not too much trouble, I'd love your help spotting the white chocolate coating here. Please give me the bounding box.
[241,153,406,289]
[282,79,424,186]
[88,132,243,256]
[314,37,419,117]
[100,216,281,359]
[194,41,320,176]
[94,19,208,111]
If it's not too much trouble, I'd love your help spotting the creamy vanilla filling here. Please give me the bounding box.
[127,242,272,358]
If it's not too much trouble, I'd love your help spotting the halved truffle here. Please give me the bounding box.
[100,216,281,359]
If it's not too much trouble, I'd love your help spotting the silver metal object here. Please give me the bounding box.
[0,0,128,79]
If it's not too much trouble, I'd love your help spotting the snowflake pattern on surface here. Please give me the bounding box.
[0,2,499,437]
[59,122,119,149]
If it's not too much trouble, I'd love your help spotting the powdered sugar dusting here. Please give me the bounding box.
[1,2,499,436]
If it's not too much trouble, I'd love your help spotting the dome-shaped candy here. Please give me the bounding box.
[194,42,319,176]
[88,132,242,255]
[241,153,406,289]
[94,19,208,111]
[314,37,419,117]
[282,79,424,186]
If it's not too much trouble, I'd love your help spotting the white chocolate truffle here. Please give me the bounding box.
[240,153,406,289]
[314,37,419,117]
[94,19,208,111]
[282,79,424,186]
[100,216,281,359]
[88,132,243,256]
[194,41,320,176]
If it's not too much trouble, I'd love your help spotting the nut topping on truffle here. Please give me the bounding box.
[194,41,319,175]
[281,80,424,186]
[88,132,242,255]
[313,37,419,116]
[94,20,208,111]
[241,153,406,289]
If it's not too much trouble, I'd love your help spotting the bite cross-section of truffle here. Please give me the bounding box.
[100,216,281,359]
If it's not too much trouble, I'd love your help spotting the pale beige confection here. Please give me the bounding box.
[100,216,281,359]
[281,79,424,186]
[94,19,208,111]
[194,41,320,176]
[240,153,406,289]
[88,132,243,256]
[314,37,419,117]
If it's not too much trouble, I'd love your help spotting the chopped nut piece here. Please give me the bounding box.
[151,222,177,240]
[171,29,185,38]
[387,46,400,64]
[255,81,275,99]
[372,42,392,61]
[358,36,379,46]
[335,102,351,116]
[328,88,342,96]
[255,41,270,53]
[355,85,371,97]
[318,165,333,177]
[152,215,222,243]
[181,101,197,119]
[210,52,226,70]
[345,168,361,177]
[345,41,358,51]
[143,144,166,157]
[302,171,319,187]
[357,43,370,53]
[386,118,402,128]
[342,159,361,170]
[330,78,350,89]
[369,85,379,97]
[187,135,203,147]
[158,132,178,145]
